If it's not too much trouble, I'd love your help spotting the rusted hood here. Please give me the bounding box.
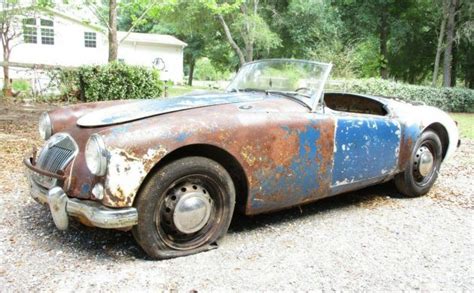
[77,93,265,127]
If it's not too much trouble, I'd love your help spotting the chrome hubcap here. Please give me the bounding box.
[415,146,434,177]
[171,183,212,234]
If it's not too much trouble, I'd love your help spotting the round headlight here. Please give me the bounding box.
[38,112,52,140]
[85,134,108,176]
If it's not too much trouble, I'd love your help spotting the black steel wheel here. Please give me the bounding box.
[395,130,443,197]
[133,156,235,259]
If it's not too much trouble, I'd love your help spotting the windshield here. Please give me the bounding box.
[227,59,332,109]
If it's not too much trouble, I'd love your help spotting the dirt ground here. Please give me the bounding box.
[0,100,473,291]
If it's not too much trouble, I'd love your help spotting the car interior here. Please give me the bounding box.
[323,93,388,116]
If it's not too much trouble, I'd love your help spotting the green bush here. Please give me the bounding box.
[12,79,31,93]
[327,78,474,113]
[58,62,164,102]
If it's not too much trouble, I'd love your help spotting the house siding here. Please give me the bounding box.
[2,11,185,84]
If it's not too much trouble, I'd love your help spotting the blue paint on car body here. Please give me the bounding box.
[332,116,401,185]
[80,183,91,196]
[176,131,191,142]
[78,93,267,127]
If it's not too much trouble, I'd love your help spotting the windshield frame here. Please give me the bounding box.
[226,59,332,112]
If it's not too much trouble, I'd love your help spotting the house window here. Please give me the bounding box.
[40,19,54,45]
[23,18,54,45]
[22,18,37,43]
[84,32,96,48]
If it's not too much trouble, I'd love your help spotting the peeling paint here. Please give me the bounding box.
[103,149,147,207]
[36,91,458,216]
[332,117,400,186]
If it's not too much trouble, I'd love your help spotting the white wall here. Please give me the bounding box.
[118,42,184,83]
[6,16,108,66]
[2,12,185,84]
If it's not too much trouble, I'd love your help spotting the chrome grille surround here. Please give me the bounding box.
[33,133,78,189]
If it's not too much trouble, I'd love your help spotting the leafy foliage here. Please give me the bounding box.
[58,62,164,102]
[194,58,231,81]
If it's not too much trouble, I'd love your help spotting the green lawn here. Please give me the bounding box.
[450,113,474,139]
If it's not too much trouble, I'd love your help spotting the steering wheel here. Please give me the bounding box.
[294,87,313,98]
[295,87,311,92]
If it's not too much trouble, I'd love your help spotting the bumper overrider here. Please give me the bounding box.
[24,153,138,231]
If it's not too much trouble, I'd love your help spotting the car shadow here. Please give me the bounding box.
[20,182,404,261]
[228,181,403,233]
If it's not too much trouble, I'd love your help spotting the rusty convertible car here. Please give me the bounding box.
[25,59,460,259]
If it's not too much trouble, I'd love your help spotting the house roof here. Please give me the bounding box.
[118,32,187,47]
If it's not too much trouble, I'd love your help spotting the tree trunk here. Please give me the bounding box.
[379,12,389,79]
[245,40,253,62]
[108,0,118,62]
[2,62,11,97]
[188,58,195,86]
[451,38,457,87]
[450,0,460,87]
[2,39,12,97]
[465,41,474,88]
[217,14,246,67]
[443,0,457,87]
[432,3,447,87]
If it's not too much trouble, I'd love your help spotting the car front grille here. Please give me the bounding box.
[33,133,78,189]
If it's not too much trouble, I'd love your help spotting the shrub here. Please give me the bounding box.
[327,78,474,113]
[58,62,164,102]
[12,79,31,93]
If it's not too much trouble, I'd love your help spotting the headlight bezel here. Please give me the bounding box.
[38,112,52,140]
[85,134,108,176]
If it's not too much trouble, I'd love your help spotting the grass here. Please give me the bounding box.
[450,113,474,139]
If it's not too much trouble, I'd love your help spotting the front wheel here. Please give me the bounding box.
[395,130,442,197]
[133,156,235,259]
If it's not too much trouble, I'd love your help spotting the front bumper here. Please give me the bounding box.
[26,168,138,231]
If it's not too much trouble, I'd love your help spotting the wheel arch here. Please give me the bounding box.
[135,144,249,213]
[423,122,449,160]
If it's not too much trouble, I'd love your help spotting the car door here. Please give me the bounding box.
[331,114,401,192]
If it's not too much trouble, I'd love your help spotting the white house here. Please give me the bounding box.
[2,7,187,85]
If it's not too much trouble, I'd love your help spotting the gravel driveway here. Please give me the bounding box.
[1,101,473,291]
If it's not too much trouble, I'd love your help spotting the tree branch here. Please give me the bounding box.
[85,3,112,31]
[119,0,159,44]
[217,14,246,66]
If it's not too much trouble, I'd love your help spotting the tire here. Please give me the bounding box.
[395,130,443,197]
[132,156,235,259]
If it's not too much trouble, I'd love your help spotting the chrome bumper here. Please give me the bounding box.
[29,179,138,230]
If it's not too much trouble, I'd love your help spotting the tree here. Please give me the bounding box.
[119,0,238,84]
[457,0,474,88]
[0,1,35,97]
[85,0,166,63]
[432,0,448,86]
[205,0,280,67]
[443,0,458,87]
[108,0,117,62]
[337,0,411,79]
[83,0,117,62]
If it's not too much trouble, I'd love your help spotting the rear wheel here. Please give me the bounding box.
[395,130,442,197]
[133,156,235,259]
